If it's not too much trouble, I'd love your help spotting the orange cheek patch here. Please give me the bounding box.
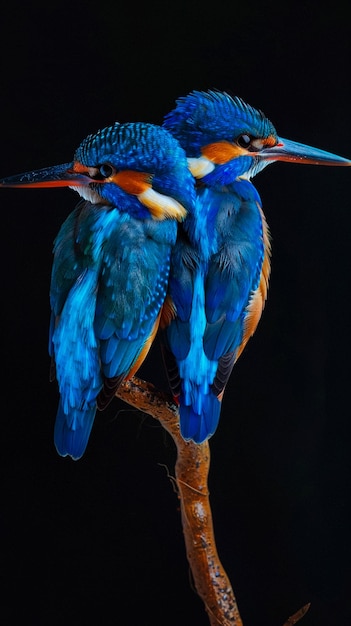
[72,161,99,180]
[202,141,244,164]
[112,170,152,195]
[265,134,278,148]
[73,162,88,173]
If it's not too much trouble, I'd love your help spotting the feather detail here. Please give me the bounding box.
[179,394,221,443]
[52,267,102,459]
[54,401,96,460]
[235,202,271,362]
[187,156,215,179]
[138,187,187,221]
[97,310,162,410]
[159,294,177,329]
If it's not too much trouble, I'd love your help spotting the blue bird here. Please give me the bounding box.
[162,89,351,443]
[1,122,195,459]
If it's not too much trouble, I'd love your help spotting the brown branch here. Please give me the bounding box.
[116,377,243,625]
[282,603,311,626]
[116,378,310,626]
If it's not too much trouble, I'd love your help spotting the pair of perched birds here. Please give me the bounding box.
[1,90,350,459]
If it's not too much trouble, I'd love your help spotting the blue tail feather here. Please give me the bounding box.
[54,401,97,460]
[179,392,221,443]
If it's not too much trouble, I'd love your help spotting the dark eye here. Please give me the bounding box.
[237,134,252,149]
[98,163,114,178]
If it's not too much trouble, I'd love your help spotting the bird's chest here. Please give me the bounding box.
[75,204,176,266]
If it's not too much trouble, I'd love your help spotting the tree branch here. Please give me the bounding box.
[116,378,310,626]
[116,377,243,625]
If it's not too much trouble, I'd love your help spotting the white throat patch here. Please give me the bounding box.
[69,185,104,204]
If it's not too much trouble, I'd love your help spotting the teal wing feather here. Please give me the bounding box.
[95,214,176,408]
[50,201,177,459]
[50,202,103,459]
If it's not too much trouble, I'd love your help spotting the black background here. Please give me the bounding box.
[1,2,350,625]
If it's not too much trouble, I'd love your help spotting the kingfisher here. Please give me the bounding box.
[162,89,351,444]
[0,122,195,459]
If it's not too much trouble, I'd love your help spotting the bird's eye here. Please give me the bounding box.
[98,163,114,178]
[237,134,252,149]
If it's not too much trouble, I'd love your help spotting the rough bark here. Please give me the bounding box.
[116,378,310,626]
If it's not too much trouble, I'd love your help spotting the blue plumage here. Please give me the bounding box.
[1,94,348,453]
[1,122,195,459]
[162,89,350,443]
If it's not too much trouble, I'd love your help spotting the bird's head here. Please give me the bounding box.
[163,90,351,184]
[0,122,195,221]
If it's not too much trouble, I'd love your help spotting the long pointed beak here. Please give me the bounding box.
[0,163,95,188]
[259,137,351,166]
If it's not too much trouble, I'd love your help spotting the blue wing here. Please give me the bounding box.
[50,201,177,459]
[164,179,270,442]
[50,202,106,459]
[95,211,176,408]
